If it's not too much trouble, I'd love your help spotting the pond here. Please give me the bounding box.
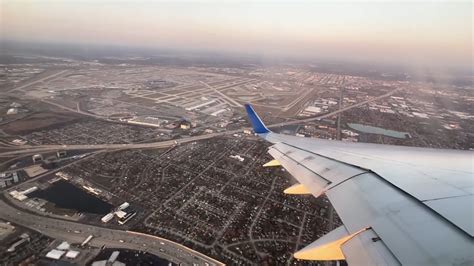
[347,123,411,139]
[29,180,112,215]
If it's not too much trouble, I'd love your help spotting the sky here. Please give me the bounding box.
[1,0,472,68]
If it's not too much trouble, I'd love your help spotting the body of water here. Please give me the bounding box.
[29,180,112,214]
[348,123,411,139]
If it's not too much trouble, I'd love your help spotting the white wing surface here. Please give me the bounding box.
[245,104,474,265]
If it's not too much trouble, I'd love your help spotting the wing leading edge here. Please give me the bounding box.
[244,104,474,265]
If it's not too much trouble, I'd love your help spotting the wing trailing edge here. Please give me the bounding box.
[243,103,474,265]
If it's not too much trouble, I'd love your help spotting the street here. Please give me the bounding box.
[0,199,223,265]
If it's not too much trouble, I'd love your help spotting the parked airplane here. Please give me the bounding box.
[245,104,473,265]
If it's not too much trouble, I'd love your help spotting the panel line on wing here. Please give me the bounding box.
[271,143,370,190]
[325,171,370,191]
[270,146,331,184]
[281,141,371,172]
[420,194,470,202]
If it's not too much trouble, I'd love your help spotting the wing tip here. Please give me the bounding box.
[244,103,270,134]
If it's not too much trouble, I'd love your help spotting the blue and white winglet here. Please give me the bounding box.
[244,104,271,135]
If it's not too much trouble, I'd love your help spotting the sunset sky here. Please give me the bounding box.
[1,0,472,67]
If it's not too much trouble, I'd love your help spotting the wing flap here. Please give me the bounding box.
[293,225,350,260]
[341,227,401,266]
[268,142,367,197]
[268,144,329,197]
[325,172,473,265]
[244,104,474,265]
[267,142,473,265]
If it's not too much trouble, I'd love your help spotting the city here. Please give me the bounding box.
[1,1,472,265]
[0,52,472,264]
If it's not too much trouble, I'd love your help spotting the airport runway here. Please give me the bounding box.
[7,70,69,92]
[0,87,401,157]
[0,199,223,265]
[268,87,403,127]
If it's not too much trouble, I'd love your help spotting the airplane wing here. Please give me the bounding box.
[244,104,474,265]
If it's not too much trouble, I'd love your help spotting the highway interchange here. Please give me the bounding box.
[0,198,223,265]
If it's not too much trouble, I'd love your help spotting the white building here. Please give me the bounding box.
[118,202,129,210]
[6,108,18,115]
[101,213,114,223]
[230,155,244,162]
[65,250,80,259]
[46,249,65,260]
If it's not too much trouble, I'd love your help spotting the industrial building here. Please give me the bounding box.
[6,108,18,115]
[127,116,166,127]
[65,250,79,259]
[100,202,134,224]
[45,241,81,262]
[180,122,191,130]
[114,202,137,225]
[91,250,125,266]
[101,213,114,223]
[32,154,43,163]
[7,233,30,252]
[56,150,67,158]
[9,186,38,201]
[0,222,15,241]
[118,202,129,210]
[45,249,65,260]
[118,211,136,225]
[42,156,59,169]
[81,235,93,247]
[0,171,21,188]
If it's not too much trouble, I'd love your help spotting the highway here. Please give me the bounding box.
[0,198,223,265]
[0,87,402,157]
[0,132,230,156]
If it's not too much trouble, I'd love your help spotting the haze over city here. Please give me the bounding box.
[2,1,472,68]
